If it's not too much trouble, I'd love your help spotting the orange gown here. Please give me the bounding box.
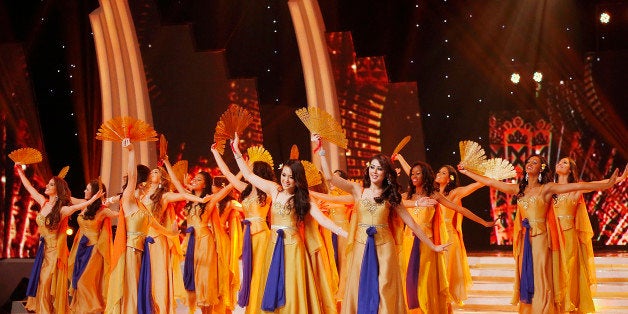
[258,200,322,313]
[105,201,151,314]
[442,205,472,305]
[401,204,449,313]
[553,193,595,313]
[68,212,112,313]
[341,199,406,314]
[512,189,559,314]
[25,214,69,314]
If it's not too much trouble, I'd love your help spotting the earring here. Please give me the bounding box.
[525,173,529,181]
[538,173,542,183]
[387,177,392,185]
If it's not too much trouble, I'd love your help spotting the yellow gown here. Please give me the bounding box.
[25,214,69,314]
[341,199,406,314]
[68,212,112,313]
[553,193,595,313]
[512,189,559,314]
[401,204,449,313]
[323,203,349,301]
[442,206,472,305]
[240,195,272,314]
[105,201,151,314]
[259,200,322,313]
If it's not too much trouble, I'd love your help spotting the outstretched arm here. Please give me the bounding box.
[395,203,450,252]
[15,165,46,206]
[458,165,518,195]
[309,190,354,204]
[548,168,620,195]
[314,137,361,198]
[121,139,137,210]
[232,133,278,196]
[60,189,105,217]
[433,192,494,227]
[450,182,484,201]
[310,202,348,238]
[211,143,248,192]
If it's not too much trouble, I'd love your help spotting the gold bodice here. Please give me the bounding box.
[553,193,579,231]
[241,195,270,235]
[354,198,394,245]
[126,201,151,250]
[77,213,105,245]
[269,200,300,245]
[36,213,59,249]
[404,205,435,239]
[517,193,549,236]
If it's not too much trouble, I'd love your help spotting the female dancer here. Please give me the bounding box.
[105,140,179,314]
[211,145,275,313]
[15,164,103,313]
[554,158,627,312]
[231,133,348,313]
[68,180,119,313]
[459,154,620,313]
[316,138,450,314]
[163,156,235,313]
[395,156,493,313]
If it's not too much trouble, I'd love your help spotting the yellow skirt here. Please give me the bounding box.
[149,235,176,313]
[516,232,558,314]
[246,229,271,314]
[26,246,63,313]
[443,226,472,305]
[561,228,595,312]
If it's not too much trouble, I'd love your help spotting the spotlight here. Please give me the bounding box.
[600,12,610,24]
[533,72,543,83]
[66,228,74,236]
[510,73,520,84]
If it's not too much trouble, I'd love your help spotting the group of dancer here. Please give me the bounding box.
[15,130,626,314]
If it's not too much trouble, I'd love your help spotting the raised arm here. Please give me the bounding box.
[15,165,46,205]
[315,141,361,198]
[309,202,348,238]
[433,192,494,227]
[395,153,411,176]
[100,207,120,218]
[457,165,518,195]
[394,203,450,252]
[60,189,105,217]
[162,157,190,194]
[231,133,278,196]
[211,143,247,192]
[121,139,137,210]
[162,191,211,205]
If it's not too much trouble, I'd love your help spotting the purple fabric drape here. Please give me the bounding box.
[26,237,45,297]
[71,235,94,289]
[332,233,339,271]
[183,227,195,291]
[520,218,534,304]
[261,229,285,311]
[405,235,421,309]
[357,226,379,314]
[237,220,253,307]
[138,236,154,314]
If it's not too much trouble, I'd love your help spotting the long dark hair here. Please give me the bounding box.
[121,164,150,192]
[363,154,402,208]
[556,157,579,183]
[517,154,553,198]
[45,177,72,230]
[440,165,459,196]
[184,171,212,217]
[405,161,435,200]
[241,161,275,207]
[83,180,106,220]
[282,160,310,222]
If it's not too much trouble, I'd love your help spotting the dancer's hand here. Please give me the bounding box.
[432,242,453,253]
[122,138,132,150]
[231,132,242,156]
[414,196,438,207]
[617,164,628,183]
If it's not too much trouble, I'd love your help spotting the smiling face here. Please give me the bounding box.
[368,159,386,186]
[434,166,450,185]
[190,173,207,193]
[555,157,571,176]
[525,156,543,176]
[280,166,295,192]
[409,165,424,187]
[149,168,162,184]
[44,178,57,196]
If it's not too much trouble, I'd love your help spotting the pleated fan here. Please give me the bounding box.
[95,116,158,142]
[295,106,348,149]
[213,105,253,154]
